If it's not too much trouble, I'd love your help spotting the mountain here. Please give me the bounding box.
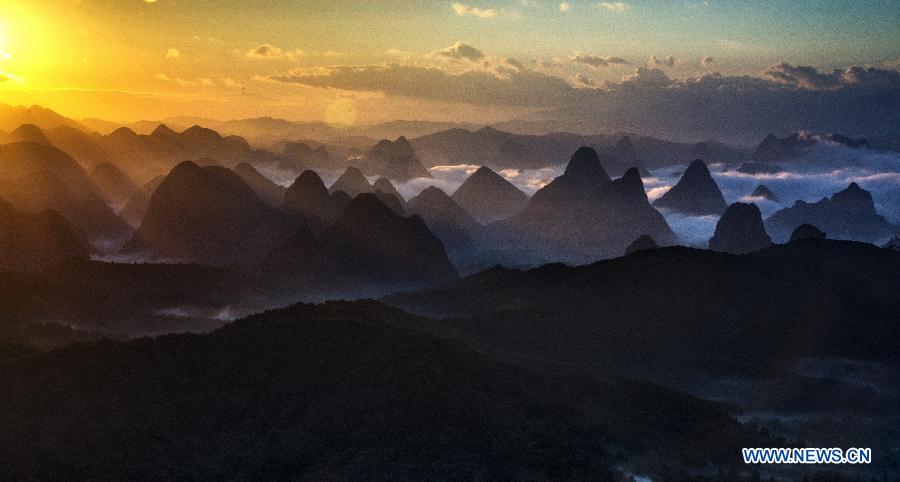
[283,170,339,227]
[264,194,457,289]
[126,161,294,269]
[750,184,778,202]
[708,203,772,254]
[753,132,869,161]
[0,103,84,133]
[450,166,529,224]
[233,162,286,207]
[328,166,373,197]
[0,299,771,480]
[652,159,727,215]
[487,149,674,264]
[372,177,403,201]
[354,136,431,181]
[765,183,897,243]
[89,162,141,208]
[0,142,131,242]
[8,124,51,145]
[789,223,826,242]
[410,127,746,171]
[280,141,331,170]
[96,124,282,184]
[407,186,478,251]
[363,120,480,139]
[624,235,659,256]
[0,198,89,273]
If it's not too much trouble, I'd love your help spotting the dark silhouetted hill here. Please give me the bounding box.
[751,184,778,202]
[708,203,771,254]
[127,161,294,268]
[264,194,457,289]
[765,183,897,243]
[407,186,478,250]
[233,162,286,207]
[328,166,373,197]
[0,142,131,242]
[89,162,141,207]
[789,223,826,242]
[652,159,726,215]
[0,198,89,273]
[487,149,674,263]
[624,235,658,256]
[284,170,340,227]
[355,136,431,181]
[451,166,528,224]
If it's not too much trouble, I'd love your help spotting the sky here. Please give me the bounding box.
[1,0,899,139]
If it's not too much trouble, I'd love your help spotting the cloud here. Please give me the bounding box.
[619,67,671,86]
[435,41,484,62]
[596,2,630,11]
[452,2,498,18]
[763,63,900,90]
[165,48,180,59]
[571,53,629,68]
[246,44,305,60]
[268,63,574,107]
[222,77,243,88]
[647,55,676,68]
[502,57,525,71]
[700,56,715,68]
[155,73,215,87]
[570,73,605,89]
[559,2,572,11]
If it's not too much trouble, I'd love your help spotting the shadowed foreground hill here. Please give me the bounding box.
[387,240,900,371]
[0,301,765,480]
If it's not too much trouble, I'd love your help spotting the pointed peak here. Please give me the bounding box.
[109,126,138,138]
[687,159,709,172]
[151,124,177,137]
[295,170,327,188]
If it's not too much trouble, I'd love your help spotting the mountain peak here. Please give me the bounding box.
[789,223,827,242]
[563,146,611,187]
[831,182,875,214]
[652,159,726,215]
[708,202,771,254]
[10,124,50,145]
[330,166,373,197]
[451,166,528,224]
[151,124,178,137]
[751,184,779,202]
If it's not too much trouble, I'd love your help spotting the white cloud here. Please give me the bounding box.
[571,53,629,68]
[165,48,180,59]
[596,2,631,11]
[647,55,676,68]
[559,2,572,11]
[435,41,485,62]
[452,2,498,18]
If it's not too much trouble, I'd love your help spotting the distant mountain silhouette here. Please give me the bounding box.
[754,132,869,161]
[751,184,779,202]
[0,198,88,273]
[884,234,900,251]
[708,203,771,254]
[9,124,51,145]
[283,170,337,227]
[280,141,330,170]
[410,126,745,170]
[89,162,141,208]
[652,159,726,215]
[451,166,528,224]
[97,124,282,184]
[765,183,897,243]
[0,142,131,242]
[488,148,674,263]
[233,162,286,207]
[329,166,373,197]
[407,186,478,250]
[372,177,404,202]
[789,223,826,242]
[265,194,457,288]
[0,103,84,133]
[354,136,431,181]
[624,235,658,256]
[127,161,294,268]
[593,136,651,177]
